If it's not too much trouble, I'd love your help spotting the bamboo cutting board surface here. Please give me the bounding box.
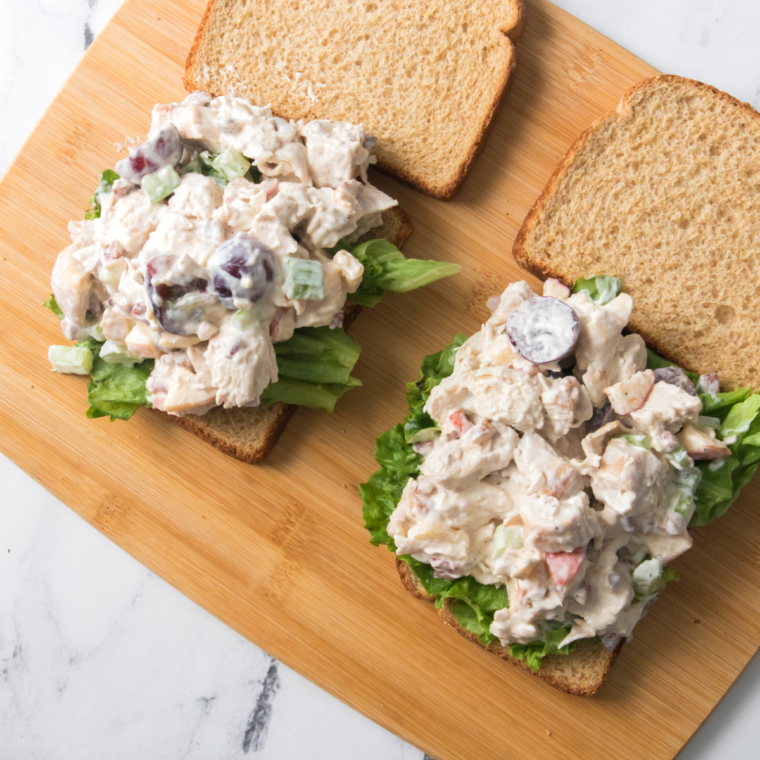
[1,1,759,758]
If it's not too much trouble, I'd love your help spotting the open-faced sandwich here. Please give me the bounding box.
[362,276,760,695]
[362,75,760,695]
[45,92,458,462]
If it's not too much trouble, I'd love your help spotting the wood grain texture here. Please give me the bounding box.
[0,1,758,758]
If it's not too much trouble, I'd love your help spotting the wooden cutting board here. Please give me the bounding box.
[1,1,758,758]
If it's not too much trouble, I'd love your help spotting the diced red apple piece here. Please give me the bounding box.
[677,423,731,460]
[545,546,586,588]
[606,369,655,415]
[448,409,474,435]
[125,323,162,359]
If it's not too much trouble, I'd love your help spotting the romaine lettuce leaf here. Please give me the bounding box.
[77,338,154,421]
[645,348,760,527]
[509,625,577,671]
[340,238,460,306]
[44,294,64,320]
[84,169,120,220]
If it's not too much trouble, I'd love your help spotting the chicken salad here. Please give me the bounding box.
[46,92,459,420]
[362,275,760,667]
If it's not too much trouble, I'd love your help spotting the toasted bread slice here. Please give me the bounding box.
[156,206,413,463]
[184,0,524,199]
[396,558,620,696]
[513,75,760,391]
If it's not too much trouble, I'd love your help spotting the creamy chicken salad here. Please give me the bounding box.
[371,276,752,655]
[47,92,419,417]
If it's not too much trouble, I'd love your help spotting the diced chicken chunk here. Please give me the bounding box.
[168,173,223,219]
[125,323,163,359]
[591,438,668,518]
[421,424,519,490]
[678,423,731,460]
[606,369,655,415]
[628,381,702,451]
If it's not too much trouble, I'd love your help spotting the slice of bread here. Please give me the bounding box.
[184,0,524,199]
[396,559,620,696]
[155,206,413,463]
[513,75,760,392]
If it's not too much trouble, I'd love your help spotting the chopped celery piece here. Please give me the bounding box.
[284,258,325,300]
[211,147,250,182]
[493,525,523,557]
[632,558,662,594]
[667,445,692,470]
[407,427,441,445]
[49,345,93,375]
[624,434,651,449]
[142,165,180,204]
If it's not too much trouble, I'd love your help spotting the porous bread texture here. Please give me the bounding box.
[184,0,524,198]
[514,75,760,391]
[155,207,413,463]
[396,558,620,696]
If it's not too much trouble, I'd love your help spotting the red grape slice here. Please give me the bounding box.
[506,296,580,364]
[115,125,183,184]
[208,234,275,309]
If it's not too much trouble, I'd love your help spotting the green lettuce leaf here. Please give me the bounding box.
[44,294,64,320]
[509,625,577,671]
[645,348,760,527]
[84,169,120,220]
[342,239,460,306]
[441,579,509,645]
[260,376,361,412]
[262,325,362,411]
[571,275,621,305]
[78,338,154,421]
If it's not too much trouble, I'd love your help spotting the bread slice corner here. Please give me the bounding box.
[183,0,524,199]
[513,74,760,391]
[154,206,412,463]
[396,558,620,696]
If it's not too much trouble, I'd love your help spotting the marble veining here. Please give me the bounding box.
[2,0,760,758]
[242,658,280,753]
[85,0,97,49]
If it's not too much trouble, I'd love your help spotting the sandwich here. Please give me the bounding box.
[183,0,525,199]
[46,91,458,462]
[361,75,760,695]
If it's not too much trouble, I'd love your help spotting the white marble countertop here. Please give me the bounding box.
[2,1,760,757]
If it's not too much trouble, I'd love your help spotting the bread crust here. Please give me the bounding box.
[512,74,760,381]
[183,0,525,200]
[182,0,219,94]
[369,0,525,199]
[152,207,412,463]
[155,400,297,464]
[396,558,621,696]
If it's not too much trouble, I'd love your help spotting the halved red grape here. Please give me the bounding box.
[654,366,696,396]
[145,254,214,336]
[208,234,275,309]
[506,296,580,364]
[115,125,183,184]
